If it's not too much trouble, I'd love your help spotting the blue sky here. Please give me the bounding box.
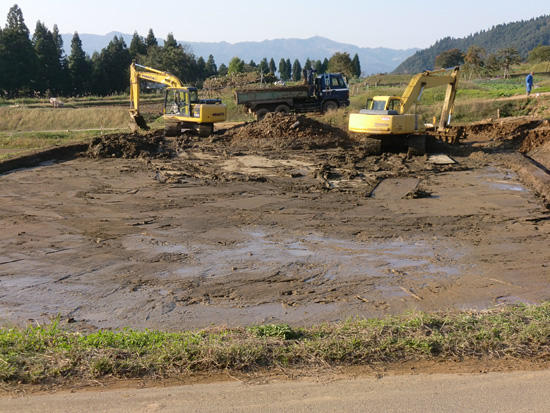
[4,0,550,49]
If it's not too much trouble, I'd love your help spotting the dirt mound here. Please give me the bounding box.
[463,118,550,152]
[83,130,169,159]
[223,112,353,150]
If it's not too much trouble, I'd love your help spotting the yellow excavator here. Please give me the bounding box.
[129,62,227,137]
[348,66,460,154]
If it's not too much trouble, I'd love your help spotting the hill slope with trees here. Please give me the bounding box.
[394,15,550,74]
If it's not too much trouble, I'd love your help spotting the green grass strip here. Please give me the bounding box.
[1,304,550,386]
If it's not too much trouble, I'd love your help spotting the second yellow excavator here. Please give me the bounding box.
[348,66,460,154]
[129,62,227,137]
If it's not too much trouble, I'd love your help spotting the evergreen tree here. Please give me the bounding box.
[351,53,361,78]
[52,24,70,93]
[92,35,131,95]
[322,58,329,73]
[145,29,158,48]
[196,56,206,81]
[278,58,288,80]
[68,32,91,95]
[218,63,228,76]
[292,59,302,81]
[269,58,277,74]
[285,58,292,80]
[314,60,324,74]
[0,5,37,96]
[33,21,63,95]
[304,58,312,71]
[164,32,178,48]
[205,54,217,77]
[129,31,147,61]
[258,58,269,74]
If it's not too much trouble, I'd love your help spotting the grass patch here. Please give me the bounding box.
[1,304,550,386]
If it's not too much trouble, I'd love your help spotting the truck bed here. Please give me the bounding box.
[234,85,309,105]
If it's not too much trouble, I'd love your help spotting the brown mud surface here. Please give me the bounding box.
[1,113,550,333]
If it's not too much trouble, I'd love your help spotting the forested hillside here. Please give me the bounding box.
[394,15,550,74]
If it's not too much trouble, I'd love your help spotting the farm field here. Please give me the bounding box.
[1,77,550,392]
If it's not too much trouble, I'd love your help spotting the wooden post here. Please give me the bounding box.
[497,108,500,119]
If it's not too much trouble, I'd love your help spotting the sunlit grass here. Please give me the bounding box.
[1,304,549,386]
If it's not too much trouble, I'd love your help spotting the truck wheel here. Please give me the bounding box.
[322,101,338,113]
[255,108,270,120]
[274,104,290,114]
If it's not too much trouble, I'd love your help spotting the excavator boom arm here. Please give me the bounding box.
[129,63,185,130]
[399,67,460,123]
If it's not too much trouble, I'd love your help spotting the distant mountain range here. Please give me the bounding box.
[394,14,550,74]
[60,32,418,76]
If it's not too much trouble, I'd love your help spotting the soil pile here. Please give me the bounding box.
[223,112,353,150]
[83,130,168,159]
[463,118,550,151]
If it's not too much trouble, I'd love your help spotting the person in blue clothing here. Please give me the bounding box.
[526,72,534,96]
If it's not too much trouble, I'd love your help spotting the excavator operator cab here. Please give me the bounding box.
[365,97,402,113]
[165,88,190,117]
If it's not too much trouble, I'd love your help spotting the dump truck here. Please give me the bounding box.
[235,70,350,119]
[348,66,460,154]
[129,63,227,137]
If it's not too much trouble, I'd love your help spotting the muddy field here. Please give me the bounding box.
[1,113,550,331]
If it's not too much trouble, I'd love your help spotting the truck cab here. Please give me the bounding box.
[315,73,350,110]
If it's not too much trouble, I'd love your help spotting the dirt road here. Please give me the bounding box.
[3,369,550,412]
[1,114,549,331]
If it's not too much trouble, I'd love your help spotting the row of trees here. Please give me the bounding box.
[226,52,361,82]
[0,5,362,98]
[433,45,547,79]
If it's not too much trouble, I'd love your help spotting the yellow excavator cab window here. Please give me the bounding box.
[387,98,401,111]
[372,100,386,110]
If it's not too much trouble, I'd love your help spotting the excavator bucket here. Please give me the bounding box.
[129,113,150,132]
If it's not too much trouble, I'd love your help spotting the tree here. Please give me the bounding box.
[91,35,130,95]
[528,45,550,63]
[278,58,289,80]
[228,57,244,75]
[145,29,158,48]
[285,58,292,80]
[351,53,361,78]
[497,47,522,78]
[0,5,37,96]
[68,32,91,95]
[327,52,354,78]
[485,53,501,76]
[434,48,464,69]
[205,54,217,77]
[32,21,64,95]
[218,63,228,77]
[464,45,486,79]
[164,33,178,49]
[196,56,206,81]
[314,60,324,74]
[129,31,147,61]
[269,58,277,74]
[292,59,302,81]
[258,58,269,74]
